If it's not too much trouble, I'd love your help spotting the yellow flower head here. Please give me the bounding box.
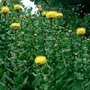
[76,27,86,36]
[35,56,46,65]
[1,6,10,13]
[10,22,20,30]
[46,11,57,18]
[14,4,21,10]
[46,11,63,19]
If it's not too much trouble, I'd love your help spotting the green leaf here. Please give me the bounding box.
[0,82,9,90]
[32,76,41,87]
[71,81,82,90]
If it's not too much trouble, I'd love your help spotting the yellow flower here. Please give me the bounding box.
[1,6,10,13]
[10,22,20,30]
[14,4,21,10]
[46,11,58,18]
[35,56,46,65]
[46,11,63,19]
[42,11,47,16]
[76,27,86,36]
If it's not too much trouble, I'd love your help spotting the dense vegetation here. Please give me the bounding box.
[0,0,90,90]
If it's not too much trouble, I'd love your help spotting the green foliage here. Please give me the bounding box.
[0,0,90,90]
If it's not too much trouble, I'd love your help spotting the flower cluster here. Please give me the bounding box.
[42,11,63,19]
[35,56,47,65]
[14,4,21,10]
[1,6,10,13]
[76,27,86,36]
[10,22,20,30]
[1,4,21,14]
